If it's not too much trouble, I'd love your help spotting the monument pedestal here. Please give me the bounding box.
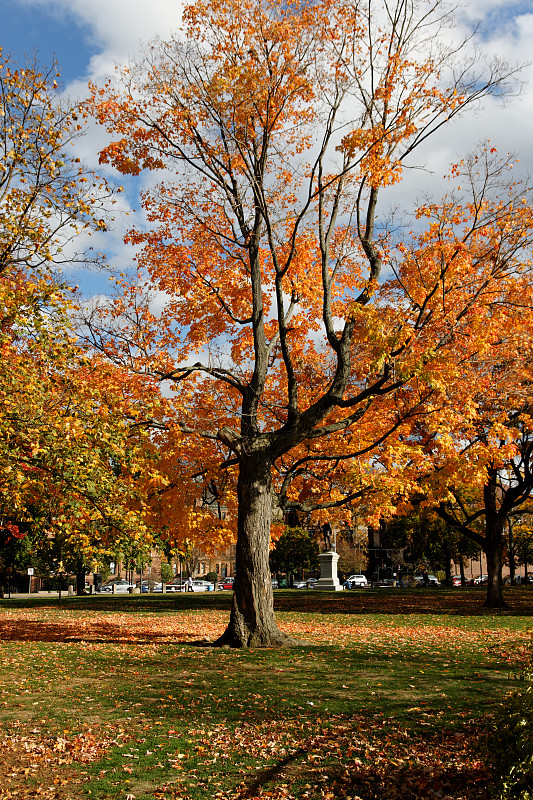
[313,551,343,591]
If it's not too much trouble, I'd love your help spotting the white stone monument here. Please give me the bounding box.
[313,551,343,592]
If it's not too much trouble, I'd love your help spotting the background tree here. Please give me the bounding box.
[334,523,369,576]
[0,522,30,595]
[368,390,533,605]
[512,516,533,583]
[269,526,319,585]
[384,510,477,585]
[0,53,166,574]
[87,0,523,646]
[435,454,533,605]
[340,149,533,607]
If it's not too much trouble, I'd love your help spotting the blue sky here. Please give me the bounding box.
[1,0,186,94]
[1,0,96,84]
[0,0,185,294]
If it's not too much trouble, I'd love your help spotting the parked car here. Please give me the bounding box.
[190,580,215,592]
[292,579,308,589]
[375,578,395,587]
[217,578,235,591]
[98,579,134,593]
[413,574,440,587]
[306,578,318,589]
[164,579,187,592]
[344,574,368,588]
[140,581,163,593]
[474,574,488,585]
[452,575,465,586]
[271,579,279,589]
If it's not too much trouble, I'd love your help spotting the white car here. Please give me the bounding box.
[345,574,368,588]
[190,580,215,592]
[98,579,135,593]
[141,581,163,592]
[292,579,307,589]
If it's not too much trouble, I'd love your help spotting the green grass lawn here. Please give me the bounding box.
[0,588,531,800]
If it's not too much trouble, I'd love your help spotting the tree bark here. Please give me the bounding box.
[443,541,452,586]
[76,560,87,596]
[483,477,507,608]
[484,531,507,607]
[214,451,299,647]
[459,558,466,586]
[437,472,508,606]
[507,518,516,585]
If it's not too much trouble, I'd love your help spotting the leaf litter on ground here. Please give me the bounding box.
[0,590,531,800]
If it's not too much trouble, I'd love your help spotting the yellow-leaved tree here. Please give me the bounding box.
[0,53,165,585]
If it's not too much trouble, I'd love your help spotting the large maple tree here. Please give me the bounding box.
[87,0,527,646]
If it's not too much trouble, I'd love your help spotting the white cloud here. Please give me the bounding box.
[19,0,184,84]
[386,4,533,212]
[11,0,186,292]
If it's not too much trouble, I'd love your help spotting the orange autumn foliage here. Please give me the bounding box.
[85,0,529,644]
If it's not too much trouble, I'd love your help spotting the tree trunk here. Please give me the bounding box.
[215,452,298,647]
[443,541,452,586]
[76,560,86,596]
[508,518,516,586]
[483,497,507,608]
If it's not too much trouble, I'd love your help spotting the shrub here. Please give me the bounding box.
[490,639,533,799]
[160,561,174,583]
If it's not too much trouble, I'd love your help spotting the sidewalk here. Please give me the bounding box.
[2,590,79,599]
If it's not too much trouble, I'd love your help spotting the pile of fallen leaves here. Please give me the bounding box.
[155,717,491,800]
[0,727,126,800]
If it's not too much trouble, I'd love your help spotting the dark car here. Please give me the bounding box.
[140,581,163,592]
[413,574,440,587]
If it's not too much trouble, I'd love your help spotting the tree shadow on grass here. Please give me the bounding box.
[156,719,492,800]
[274,587,533,617]
[2,588,532,619]
[0,618,217,644]
[239,720,491,800]
[0,593,233,613]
